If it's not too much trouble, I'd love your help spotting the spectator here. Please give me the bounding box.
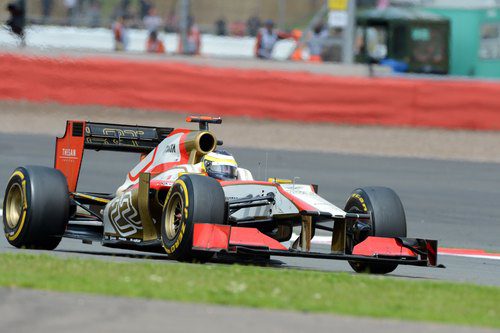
[119,0,131,12]
[112,15,129,51]
[255,20,291,59]
[146,30,165,54]
[41,0,53,25]
[215,17,226,36]
[87,0,101,28]
[164,9,178,32]
[179,16,201,55]
[63,0,77,26]
[143,7,163,33]
[229,21,245,37]
[307,23,328,62]
[6,0,26,46]
[77,0,87,15]
[247,15,260,37]
[113,0,131,20]
[321,28,343,62]
[377,0,390,9]
[139,0,152,19]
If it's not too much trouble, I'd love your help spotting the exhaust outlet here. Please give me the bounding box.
[184,131,217,163]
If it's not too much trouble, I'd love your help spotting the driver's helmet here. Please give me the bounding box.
[202,149,238,181]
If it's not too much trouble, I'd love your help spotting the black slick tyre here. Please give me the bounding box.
[3,166,70,250]
[344,186,407,274]
[161,174,225,261]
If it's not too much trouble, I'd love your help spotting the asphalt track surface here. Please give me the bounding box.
[2,288,498,333]
[1,132,499,287]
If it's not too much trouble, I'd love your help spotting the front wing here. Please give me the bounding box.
[192,224,440,268]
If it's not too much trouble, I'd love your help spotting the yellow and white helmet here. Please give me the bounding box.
[202,149,238,180]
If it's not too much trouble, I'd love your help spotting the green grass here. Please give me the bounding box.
[0,252,499,328]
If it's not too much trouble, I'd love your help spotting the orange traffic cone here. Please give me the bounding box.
[291,46,303,61]
[309,54,322,63]
[290,29,303,61]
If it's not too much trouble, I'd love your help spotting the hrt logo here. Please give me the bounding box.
[62,148,77,158]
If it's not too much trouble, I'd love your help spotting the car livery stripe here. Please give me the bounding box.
[128,132,190,184]
[127,146,159,182]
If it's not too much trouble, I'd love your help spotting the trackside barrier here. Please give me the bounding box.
[1,54,500,130]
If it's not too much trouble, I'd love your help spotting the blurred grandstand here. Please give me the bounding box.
[1,0,500,77]
[0,0,326,32]
[0,0,438,33]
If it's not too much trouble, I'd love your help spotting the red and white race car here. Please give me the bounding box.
[3,116,440,274]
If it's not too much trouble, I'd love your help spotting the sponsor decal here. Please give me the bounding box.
[101,128,145,138]
[351,193,368,212]
[165,144,176,153]
[108,192,142,237]
[166,222,186,254]
[105,236,142,243]
[84,128,146,148]
[60,148,78,160]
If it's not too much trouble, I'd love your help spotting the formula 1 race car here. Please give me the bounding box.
[3,117,440,274]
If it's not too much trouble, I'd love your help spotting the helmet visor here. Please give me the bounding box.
[206,164,238,180]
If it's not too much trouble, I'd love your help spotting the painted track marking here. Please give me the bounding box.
[438,248,500,260]
[291,233,500,261]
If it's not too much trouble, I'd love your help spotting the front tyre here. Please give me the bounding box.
[3,166,70,250]
[344,186,407,274]
[161,174,226,261]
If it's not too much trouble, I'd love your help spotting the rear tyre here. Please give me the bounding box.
[3,166,70,250]
[161,174,226,261]
[344,187,407,274]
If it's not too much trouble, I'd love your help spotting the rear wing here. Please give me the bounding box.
[77,121,174,153]
[55,120,175,192]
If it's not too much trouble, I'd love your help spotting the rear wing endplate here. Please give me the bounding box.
[55,120,174,192]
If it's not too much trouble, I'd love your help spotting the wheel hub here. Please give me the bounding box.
[5,183,23,229]
[165,192,184,240]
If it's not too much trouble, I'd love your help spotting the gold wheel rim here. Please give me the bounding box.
[165,192,183,240]
[5,183,23,229]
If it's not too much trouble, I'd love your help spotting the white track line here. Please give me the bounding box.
[0,209,2,217]
[439,253,500,260]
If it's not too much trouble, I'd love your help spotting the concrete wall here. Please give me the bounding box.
[3,53,500,130]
